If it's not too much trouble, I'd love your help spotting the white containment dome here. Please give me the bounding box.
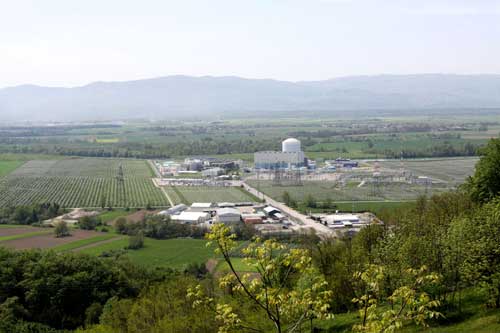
[282,138,301,153]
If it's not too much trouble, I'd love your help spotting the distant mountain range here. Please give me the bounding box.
[1,74,500,122]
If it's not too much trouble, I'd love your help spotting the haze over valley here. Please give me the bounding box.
[1,74,500,122]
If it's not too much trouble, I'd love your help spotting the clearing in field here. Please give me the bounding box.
[0,157,169,209]
[0,160,24,177]
[164,186,259,205]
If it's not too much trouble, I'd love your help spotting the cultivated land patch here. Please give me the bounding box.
[79,237,214,270]
[0,226,51,242]
[0,158,169,208]
[0,160,24,177]
[247,180,448,203]
[0,229,110,250]
[377,157,479,183]
[52,234,123,252]
[164,186,259,205]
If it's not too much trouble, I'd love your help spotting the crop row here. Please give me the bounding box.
[0,176,168,208]
[10,158,154,179]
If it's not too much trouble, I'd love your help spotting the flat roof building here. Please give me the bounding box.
[171,211,211,224]
[215,208,242,225]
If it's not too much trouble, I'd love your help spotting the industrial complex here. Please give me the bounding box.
[254,138,307,170]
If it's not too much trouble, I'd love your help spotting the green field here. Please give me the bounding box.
[164,186,259,204]
[51,234,121,252]
[0,158,169,208]
[215,257,257,273]
[0,230,52,242]
[98,209,130,223]
[79,237,213,270]
[377,157,478,183]
[248,180,448,203]
[0,161,23,177]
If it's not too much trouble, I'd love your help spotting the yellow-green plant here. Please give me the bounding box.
[352,265,442,333]
[189,224,333,333]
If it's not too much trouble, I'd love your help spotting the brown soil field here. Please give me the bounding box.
[123,210,159,223]
[0,226,47,237]
[1,229,105,250]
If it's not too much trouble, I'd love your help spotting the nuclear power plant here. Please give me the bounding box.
[254,138,307,169]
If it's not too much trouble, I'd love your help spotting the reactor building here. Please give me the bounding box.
[254,138,307,169]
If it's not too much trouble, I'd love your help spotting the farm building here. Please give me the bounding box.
[158,204,188,216]
[202,167,225,177]
[215,208,242,225]
[171,211,211,224]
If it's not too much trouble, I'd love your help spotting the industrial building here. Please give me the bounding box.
[215,208,242,225]
[189,202,216,212]
[254,138,307,169]
[171,211,211,224]
[202,167,225,178]
[158,204,188,216]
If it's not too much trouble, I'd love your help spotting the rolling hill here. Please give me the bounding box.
[1,74,499,121]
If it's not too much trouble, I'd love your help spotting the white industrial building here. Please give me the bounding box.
[202,167,225,178]
[215,208,242,225]
[254,138,306,169]
[171,211,211,224]
[189,202,216,212]
[158,204,188,216]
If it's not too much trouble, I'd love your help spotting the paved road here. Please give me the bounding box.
[242,182,335,237]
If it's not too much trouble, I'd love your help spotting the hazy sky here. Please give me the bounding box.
[1,0,499,88]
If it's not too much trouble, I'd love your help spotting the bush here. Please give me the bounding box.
[114,217,127,234]
[54,221,71,238]
[127,232,144,250]
[79,216,101,230]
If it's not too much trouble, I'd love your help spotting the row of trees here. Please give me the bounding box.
[0,203,62,225]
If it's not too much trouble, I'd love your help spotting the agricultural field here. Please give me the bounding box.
[79,237,214,270]
[0,157,169,208]
[247,180,448,203]
[0,226,111,250]
[164,185,259,205]
[0,160,24,176]
[376,157,479,184]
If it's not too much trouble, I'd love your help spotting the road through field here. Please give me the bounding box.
[152,178,174,207]
[242,182,334,237]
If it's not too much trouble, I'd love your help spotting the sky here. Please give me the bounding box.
[1,0,499,88]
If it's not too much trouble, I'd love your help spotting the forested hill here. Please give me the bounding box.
[1,74,500,122]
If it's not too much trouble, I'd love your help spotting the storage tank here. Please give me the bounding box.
[282,138,301,153]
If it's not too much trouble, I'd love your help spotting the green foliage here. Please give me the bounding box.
[54,221,71,238]
[448,199,500,308]
[190,224,333,333]
[80,277,217,333]
[352,265,442,333]
[467,138,500,203]
[0,202,62,225]
[0,247,167,330]
[79,216,102,230]
[127,231,144,250]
